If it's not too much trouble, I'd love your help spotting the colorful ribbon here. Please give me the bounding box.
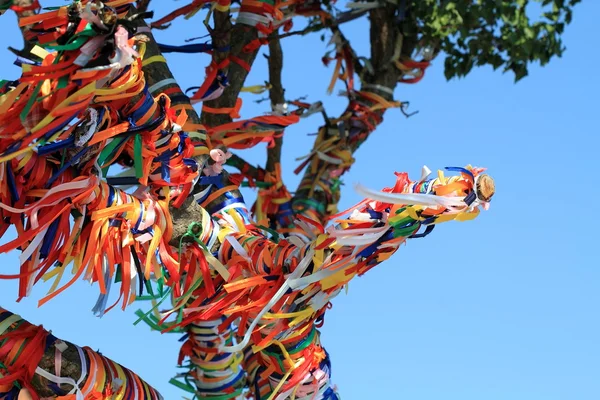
[0,2,493,399]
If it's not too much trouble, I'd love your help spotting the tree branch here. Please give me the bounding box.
[0,307,162,398]
[273,9,369,40]
[227,153,267,181]
[136,0,151,13]
[136,25,203,128]
[265,32,285,173]
[8,0,213,261]
[9,0,37,57]
[291,4,408,222]
[201,22,259,127]
[125,9,218,246]
[210,6,232,67]
[128,6,251,249]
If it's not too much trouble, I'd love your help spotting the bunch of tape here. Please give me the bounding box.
[0,1,493,399]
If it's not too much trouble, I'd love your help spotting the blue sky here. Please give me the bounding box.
[0,1,599,399]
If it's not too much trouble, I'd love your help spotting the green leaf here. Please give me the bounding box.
[513,64,529,82]
[444,56,456,80]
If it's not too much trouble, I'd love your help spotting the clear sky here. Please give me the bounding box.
[0,1,598,399]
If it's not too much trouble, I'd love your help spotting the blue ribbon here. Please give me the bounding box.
[45,147,90,187]
[445,166,474,180]
[40,218,60,258]
[37,137,75,156]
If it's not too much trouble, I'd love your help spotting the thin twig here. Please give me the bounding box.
[273,9,369,40]
[136,0,151,13]
[330,24,365,79]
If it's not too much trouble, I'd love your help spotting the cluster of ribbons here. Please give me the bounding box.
[151,0,330,37]
[172,319,246,399]
[150,0,336,107]
[291,89,402,220]
[0,0,204,311]
[206,113,300,151]
[250,164,294,229]
[160,165,491,399]
[0,308,162,400]
[155,0,281,105]
[0,1,493,399]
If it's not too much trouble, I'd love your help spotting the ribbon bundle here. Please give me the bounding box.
[167,165,492,399]
[0,1,202,309]
[0,308,162,400]
[0,1,494,399]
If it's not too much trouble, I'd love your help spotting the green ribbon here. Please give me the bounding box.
[157,277,165,297]
[178,222,209,262]
[263,326,317,360]
[144,278,155,298]
[133,287,171,326]
[388,207,420,238]
[19,82,42,124]
[133,133,143,178]
[240,180,272,189]
[57,75,69,89]
[256,225,280,242]
[97,136,128,176]
[44,24,97,51]
[133,310,163,332]
[331,178,342,191]
[168,378,195,394]
[114,265,122,283]
[292,198,326,215]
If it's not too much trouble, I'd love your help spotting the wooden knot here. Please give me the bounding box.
[476,174,495,202]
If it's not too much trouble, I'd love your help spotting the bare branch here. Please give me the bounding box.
[265,32,285,173]
[9,0,37,57]
[274,9,369,40]
[136,0,151,13]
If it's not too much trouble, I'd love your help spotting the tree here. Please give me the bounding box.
[0,0,578,399]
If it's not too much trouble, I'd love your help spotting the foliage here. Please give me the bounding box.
[409,0,581,81]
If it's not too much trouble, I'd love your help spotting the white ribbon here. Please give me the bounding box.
[35,345,87,400]
[219,248,315,353]
[354,183,466,208]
